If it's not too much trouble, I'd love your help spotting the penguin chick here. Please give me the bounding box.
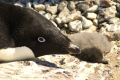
[68,32,111,64]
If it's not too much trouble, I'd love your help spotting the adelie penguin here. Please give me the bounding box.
[68,32,112,64]
[0,1,80,62]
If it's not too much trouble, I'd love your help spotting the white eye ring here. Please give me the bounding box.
[38,37,46,42]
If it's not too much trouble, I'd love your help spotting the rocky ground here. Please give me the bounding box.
[0,0,120,80]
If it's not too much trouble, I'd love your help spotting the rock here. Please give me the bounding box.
[44,13,51,20]
[116,3,120,12]
[58,7,70,18]
[93,19,98,26]
[46,5,58,15]
[77,4,89,12]
[86,5,98,12]
[50,15,57,20]
[39,11,46,16]
[99,22,107,28]
[106,24,117,32]
[67,1,75,11]
[87,13,97,20]
[38,0,46,4]
[62,11,81,24]
[63,24,68,28]
[44,1,53,7]
[50,0,61,5]
[26,2,32,8]
[100,0,116,7]
[58,1,68,11]
[99,6,117,20]
[69,20,82,32]
[89,25,97,32]
[33,3,46,11]
[109,17,120,24]
[55,17,62,28]
[80,16,93,29]
[14,2,25,7]
[21,0,30,4]
[77,1,90,5]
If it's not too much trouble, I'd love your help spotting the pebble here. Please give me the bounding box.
[33,3,46,11]
[46,5,58,15]
[87,5,98,12]
[87,13,97,20]
[39,11,46,16]
[93,19,98,26]
[77,4,89,12]
[58,7,70,18]
[38,0,46,4]
[69,20,82,32]
[80,16,93,29]
[99,6,117,20]
[109,17,120,24]
[44,13,51,20]
[62,11,81,23]
[67,1,76,11]
[58,1,68,11]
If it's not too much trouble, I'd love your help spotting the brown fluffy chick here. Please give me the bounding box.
[68,32,111,64]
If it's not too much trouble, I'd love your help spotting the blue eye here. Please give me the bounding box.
[38,37,45,42]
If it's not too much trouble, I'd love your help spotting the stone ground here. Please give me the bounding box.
[0,41,119,80]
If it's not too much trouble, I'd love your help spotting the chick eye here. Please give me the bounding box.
[38,37,45,42]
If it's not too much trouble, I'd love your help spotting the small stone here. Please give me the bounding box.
[67,1,75,11]
[63,24,68,28]
[44,13,51,20]
[46,5,58,15]
[77,4,89,12]
[58,1,68,11]
[26,2,32,8]
[99,6,117,20]
[99,22,107,28]
[44,1,53,7]
[89,25,97,32]
[50,15,57,20]
[62,11,81,24]
[14,2,25,7]
[58,7,70,18]
[50,0,61,5]
[87,5,98,12]
[87,13,97,20]
[93,19,98,26]
[38,0,46,4]
[80,16,93,29]
[69,20,82,32]
[39,11,46,16]
[21,0,30,4]
[109,17,120,24]
[106,24,117,32]
[55,17,62,28]
[33,3,46,11]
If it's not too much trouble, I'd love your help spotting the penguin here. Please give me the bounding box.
[68,32,111,64]
[0,1,80,62]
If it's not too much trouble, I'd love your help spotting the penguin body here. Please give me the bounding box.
[0,1,80,62]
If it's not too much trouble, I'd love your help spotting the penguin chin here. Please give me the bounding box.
[0,47,35,62]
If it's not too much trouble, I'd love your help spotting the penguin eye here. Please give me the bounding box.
[38,37,46,43]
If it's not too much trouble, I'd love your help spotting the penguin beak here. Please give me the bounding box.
[66,42,80,54]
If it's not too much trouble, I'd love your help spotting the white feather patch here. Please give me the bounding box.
[0,47,35,62]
